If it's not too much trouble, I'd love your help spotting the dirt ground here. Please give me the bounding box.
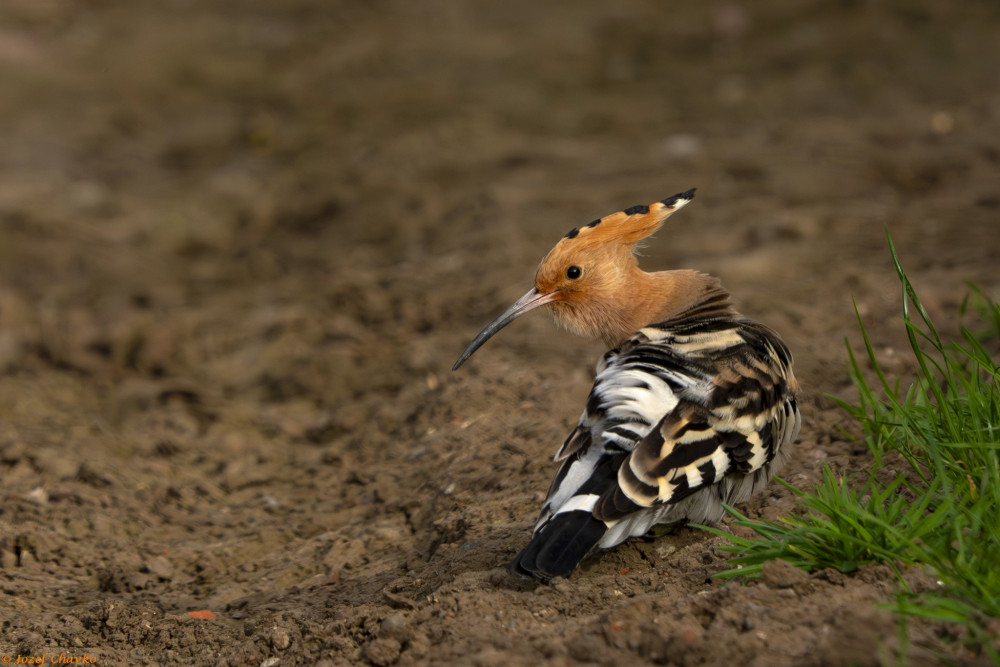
[1,1,998,664]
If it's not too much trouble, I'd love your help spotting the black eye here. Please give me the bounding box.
[566,265,582,280]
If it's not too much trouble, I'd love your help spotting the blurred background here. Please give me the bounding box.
[0,0,998,662]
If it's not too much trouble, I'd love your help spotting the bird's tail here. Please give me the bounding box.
[507,509,607,581]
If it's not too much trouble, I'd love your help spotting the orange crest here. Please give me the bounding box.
[534,189,695,293]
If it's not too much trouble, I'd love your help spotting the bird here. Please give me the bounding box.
[452,189,801,581]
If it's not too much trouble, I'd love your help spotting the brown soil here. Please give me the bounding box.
[1,1,998,665]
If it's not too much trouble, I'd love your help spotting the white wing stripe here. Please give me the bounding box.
[552,494,599,515]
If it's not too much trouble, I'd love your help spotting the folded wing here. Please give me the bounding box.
[509,315,800,580]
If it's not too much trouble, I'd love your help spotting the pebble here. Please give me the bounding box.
[361,638,401,666]
[656,544,677,559]
[268,626,291,650]
[378,614,409,641]
[760,559,809,590]
[23,487,48,505]
[144,555,174,580]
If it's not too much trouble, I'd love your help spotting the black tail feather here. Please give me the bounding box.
[508,510,607,581]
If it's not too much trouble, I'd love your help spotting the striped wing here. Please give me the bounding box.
[538,315,799,533]
[510,313,799,579]
[597,319,799,522]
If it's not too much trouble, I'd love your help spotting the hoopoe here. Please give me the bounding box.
[453,189,801,581]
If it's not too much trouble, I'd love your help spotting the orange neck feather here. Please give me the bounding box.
[552,269,734,348]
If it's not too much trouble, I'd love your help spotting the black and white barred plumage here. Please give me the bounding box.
[508,298,800,581]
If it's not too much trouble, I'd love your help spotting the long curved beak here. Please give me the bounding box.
[452,288,559,370]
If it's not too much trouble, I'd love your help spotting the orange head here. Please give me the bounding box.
[452,189,703,370]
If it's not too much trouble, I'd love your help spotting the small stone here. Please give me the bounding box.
[656,544,677,559]
[269,626,291,650]
[144,555,174,580]
[378,614,409,641]
[23,487,48,504]
[760,559,809,590]
[361,638,401,666]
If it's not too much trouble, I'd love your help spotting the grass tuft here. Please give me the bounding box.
[699,231,1000,659]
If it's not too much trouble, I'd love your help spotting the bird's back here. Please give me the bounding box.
[509,306,800,580]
